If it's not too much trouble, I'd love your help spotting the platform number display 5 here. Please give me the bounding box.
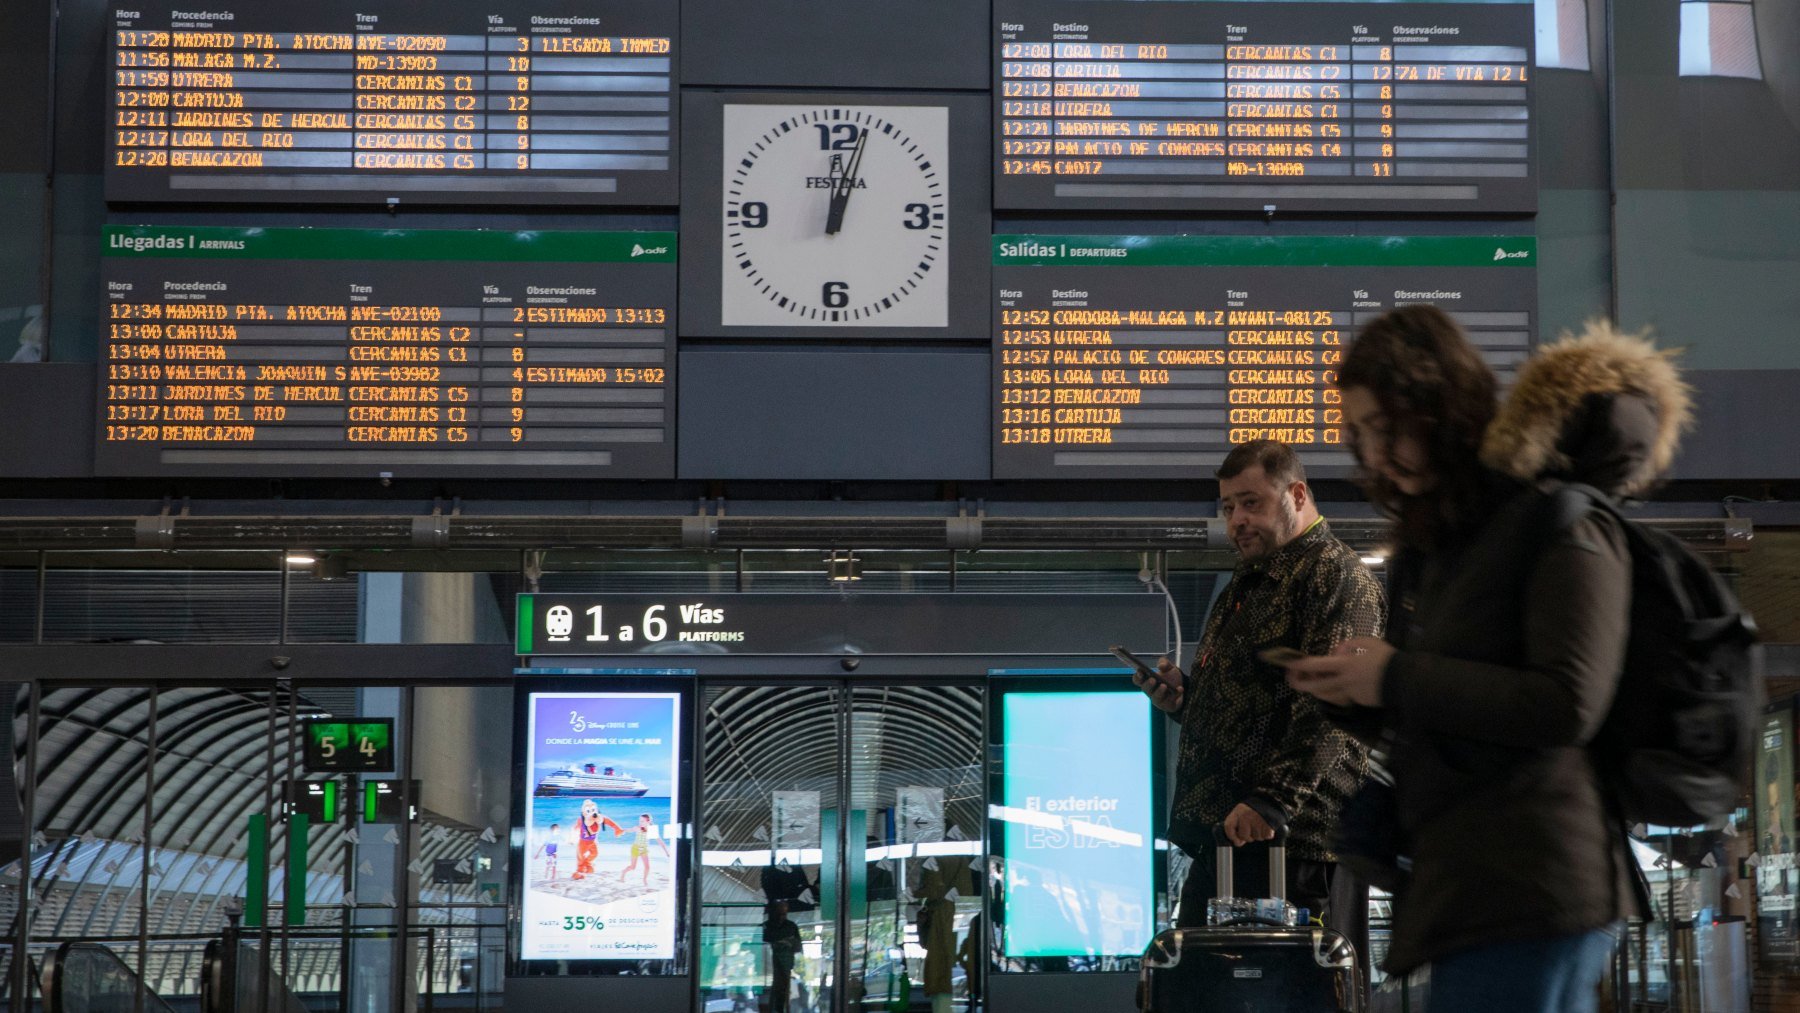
[303,718,394,773]
[721,104,949,328]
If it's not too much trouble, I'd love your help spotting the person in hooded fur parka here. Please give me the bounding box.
[1285,310,1690,1013]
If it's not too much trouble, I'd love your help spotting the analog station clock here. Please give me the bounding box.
[681,91,989,339]
[723,104,948,327]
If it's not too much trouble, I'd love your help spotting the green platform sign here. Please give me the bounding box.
[363,779,420,824]
[284,779,341,824]
[303,718,394,772]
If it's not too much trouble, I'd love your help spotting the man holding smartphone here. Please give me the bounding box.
[1135,440,1384,959]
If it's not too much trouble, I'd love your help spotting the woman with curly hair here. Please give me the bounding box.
[1285,307,1684,1012]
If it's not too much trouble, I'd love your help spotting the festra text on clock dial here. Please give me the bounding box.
[721,104,950,328]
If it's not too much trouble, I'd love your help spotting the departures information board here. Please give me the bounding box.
[993,234,1536,479]
[995,0,1534,212]
[99,226,675,478]
[107,1,676,205]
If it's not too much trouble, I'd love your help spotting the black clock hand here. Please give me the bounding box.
[824,154,848,235]
[824,130,867,235]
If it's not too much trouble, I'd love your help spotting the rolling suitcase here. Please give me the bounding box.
[1138,828,1363,1013]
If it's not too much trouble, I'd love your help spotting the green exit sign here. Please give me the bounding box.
[303,718,394,772]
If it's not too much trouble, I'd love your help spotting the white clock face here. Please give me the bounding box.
[722,104,949,328]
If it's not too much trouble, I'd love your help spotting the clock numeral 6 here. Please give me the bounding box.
[740,201,768,229]
[815,124,862,150]
[821,282,849,309]
[903,203,930,230]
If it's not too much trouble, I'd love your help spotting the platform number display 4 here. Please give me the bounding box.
[304,718,394,773]
[721,104,949,328]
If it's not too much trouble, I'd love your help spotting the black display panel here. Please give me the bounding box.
[106,1,676,206]
[993,234,1536,479]
[516,592,1173,656]
[99,226,675,478]
[994,0,1535,212]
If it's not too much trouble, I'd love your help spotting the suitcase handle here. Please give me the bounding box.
[1210,823,1290,900]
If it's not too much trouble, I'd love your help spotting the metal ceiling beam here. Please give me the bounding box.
[0,513,1754,553]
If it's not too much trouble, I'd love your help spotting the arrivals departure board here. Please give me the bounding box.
[106,2,676,205]
[993,234,1536,479]
[994,0,1535,212]
[99,226,675,478]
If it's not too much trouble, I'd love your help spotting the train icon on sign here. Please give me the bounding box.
[546,605,574,642]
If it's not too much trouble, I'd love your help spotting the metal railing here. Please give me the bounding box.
[5,919,507,1013]
[220,921,507,1013]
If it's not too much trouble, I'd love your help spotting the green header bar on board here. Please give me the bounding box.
[104,226,678,263]
[993,235,1537,268]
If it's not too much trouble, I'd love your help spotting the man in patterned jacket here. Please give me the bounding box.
[1135,440,1385,959]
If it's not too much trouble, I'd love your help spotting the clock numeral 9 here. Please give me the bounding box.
[903,203,930,230]
[821,281,849,309]
[740,201,768,229]
[815,124,862,150]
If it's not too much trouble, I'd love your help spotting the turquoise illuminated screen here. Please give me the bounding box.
[1000,690,1155,958]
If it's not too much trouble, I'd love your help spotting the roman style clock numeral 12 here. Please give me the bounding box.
[721,105,950,327]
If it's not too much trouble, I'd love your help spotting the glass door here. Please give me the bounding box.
[845,685,985,1013]
[697,682,984,1013]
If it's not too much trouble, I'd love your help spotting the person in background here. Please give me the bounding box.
[1138,439,1384,964]
[956,911,983,1009]
[763,900,802,1013]
[762,858,818,912]
[1287,311,1675,1012]
[913,849,975,1013]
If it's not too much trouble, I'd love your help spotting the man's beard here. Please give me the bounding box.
[1237,496,1299,562]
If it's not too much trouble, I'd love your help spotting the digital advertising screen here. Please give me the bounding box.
[521,691,682,961]
[995,688,1158,959]
[1757,701,1798,964]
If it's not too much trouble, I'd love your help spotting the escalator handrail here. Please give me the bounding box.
[44,941,142,1013]
[41,941,67,1013]
[201,937,226,1013]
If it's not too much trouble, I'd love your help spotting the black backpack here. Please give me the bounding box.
[1546,484,1761,827]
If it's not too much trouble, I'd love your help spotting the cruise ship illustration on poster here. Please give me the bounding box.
[534,762,651,797]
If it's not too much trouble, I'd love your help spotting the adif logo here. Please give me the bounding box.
[631,244,670,257]
[1493,247,1529,261]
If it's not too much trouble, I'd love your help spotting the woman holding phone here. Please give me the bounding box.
[1285,309,1685,1013]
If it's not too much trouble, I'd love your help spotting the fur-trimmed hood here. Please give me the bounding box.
[1480,321,1692,498]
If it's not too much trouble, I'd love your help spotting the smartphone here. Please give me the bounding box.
[1112,645,1179,690]
[1256,646,1311,667]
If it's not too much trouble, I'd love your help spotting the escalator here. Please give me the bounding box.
[42,942,181,1013]
[202,937,309,1013]
[41,937,307,1013]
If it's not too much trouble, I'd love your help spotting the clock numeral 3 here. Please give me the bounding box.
[903,203,930,230]
[821,282,849,309]
[740,201,768,229]
[815,124,863,151]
